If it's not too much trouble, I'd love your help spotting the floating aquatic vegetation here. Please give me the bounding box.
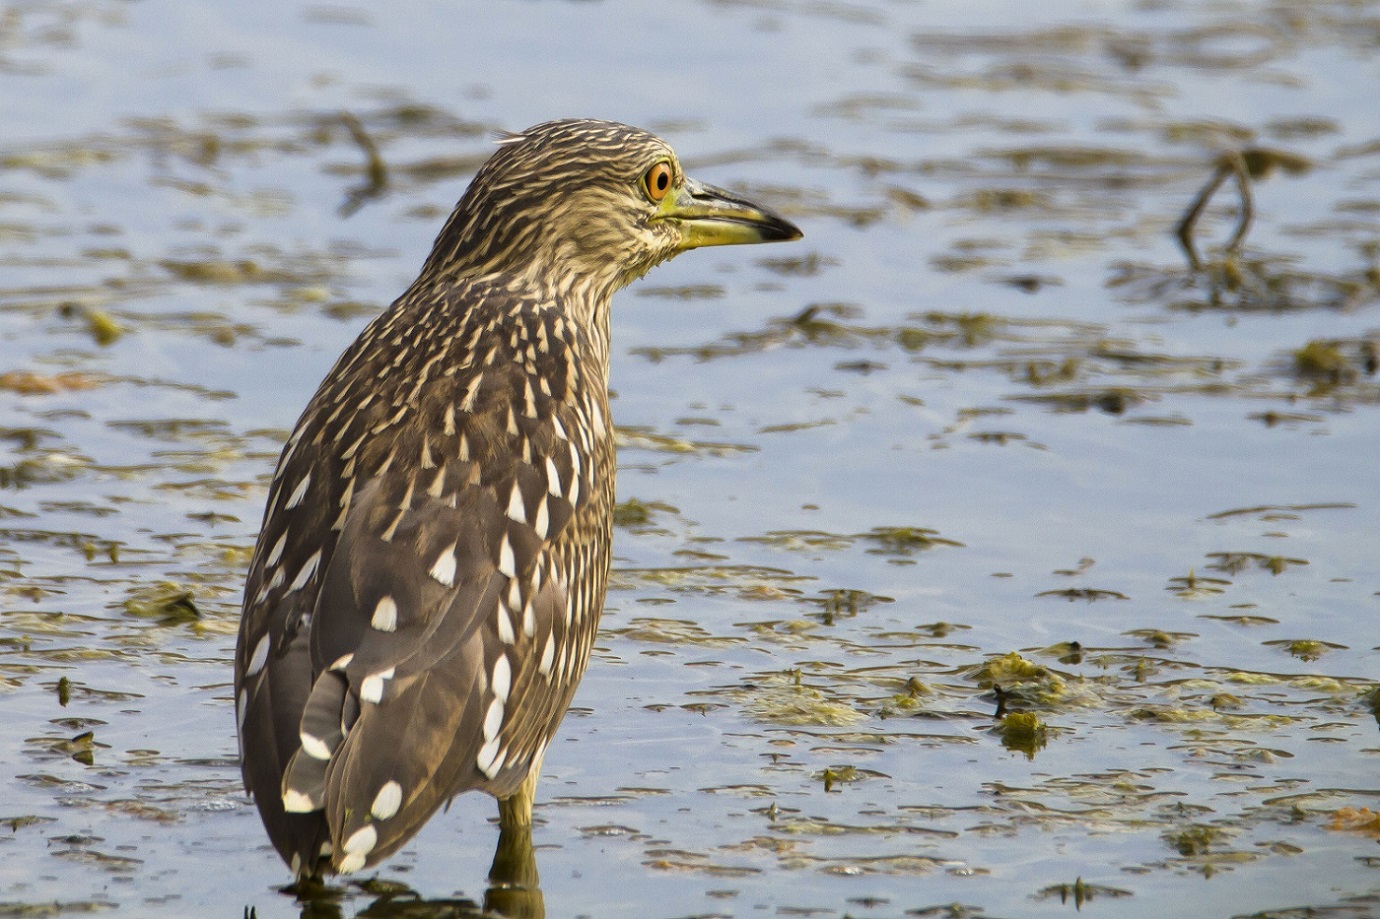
[967,651,1097,712]
[1205,503,1354,522]
[739,530,855,552]
[756,252,839,277]
[733,669,868,727]
[992,712,1049,759]
[1125,629,1196,649]
[1327,807,1380,837]
[1110,255,1380,315]
[611,497,677,529]
[611,564,810,602]
[1167,569,1230,598]
[818,764,862,792]
[1034,877,1133,907]
[1291,336,1380,390]
[634,283,724,300]
[609,617,746,649]
[120,583,200,624]
[1036,587,1129,602]
[0,372,106,395]
[82,308,123,346]
[806,588,894,626]
[1263,639,1346,662]
[1164,823,1227,857]
[615,427,757,456]
[860,526,965,556]
[1197,613,1278,627]
[1204,552,1308,576]
[24,728,105,766]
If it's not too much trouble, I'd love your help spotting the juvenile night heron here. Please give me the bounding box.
[234,118,801,878]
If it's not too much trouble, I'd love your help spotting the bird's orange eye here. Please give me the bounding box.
[644,162,673,202]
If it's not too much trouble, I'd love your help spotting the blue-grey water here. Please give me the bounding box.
[1,1,1378,917]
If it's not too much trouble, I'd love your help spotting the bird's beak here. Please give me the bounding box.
[659,177,802,250]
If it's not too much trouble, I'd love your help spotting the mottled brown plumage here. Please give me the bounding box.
[233,118,800,878]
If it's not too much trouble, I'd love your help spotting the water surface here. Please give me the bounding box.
[1,1,1378,917]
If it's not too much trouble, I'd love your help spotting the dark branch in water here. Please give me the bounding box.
[1176,147,1311,271]
[1176,151,1252,271]
[340,111,389,218]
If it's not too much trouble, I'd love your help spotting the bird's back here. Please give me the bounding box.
[235,274,615,874]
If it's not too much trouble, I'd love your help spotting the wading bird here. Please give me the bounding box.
[233,118,801,877]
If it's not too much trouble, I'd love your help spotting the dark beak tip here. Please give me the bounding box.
[767,216,804,242]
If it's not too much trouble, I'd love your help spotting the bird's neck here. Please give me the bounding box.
[401,271,614,380]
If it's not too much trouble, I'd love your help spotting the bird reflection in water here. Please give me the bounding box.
[266,815,542,918]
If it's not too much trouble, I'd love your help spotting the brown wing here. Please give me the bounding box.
[234,412,343,874]
[235,286,612,875]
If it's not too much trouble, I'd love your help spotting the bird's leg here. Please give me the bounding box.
[497,776,535,828]
[496,750,545,828]
[486,771,544,918]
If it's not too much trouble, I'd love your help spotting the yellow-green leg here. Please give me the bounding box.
[486,768,543,917]
[497,765,541,828]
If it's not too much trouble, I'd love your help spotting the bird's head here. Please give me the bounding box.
[421,119,801,300]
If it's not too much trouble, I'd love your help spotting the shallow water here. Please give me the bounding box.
[1,1,1378,917]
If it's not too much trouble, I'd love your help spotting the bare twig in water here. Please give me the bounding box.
[340,111,388,217]
[1176,151,1252,271]
[1176,147,1311,270]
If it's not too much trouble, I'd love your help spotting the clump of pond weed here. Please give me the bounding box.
[121,582,200,623]
[740,669,867,727]
[968,651,1087,710]
[994,712,1049,759]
